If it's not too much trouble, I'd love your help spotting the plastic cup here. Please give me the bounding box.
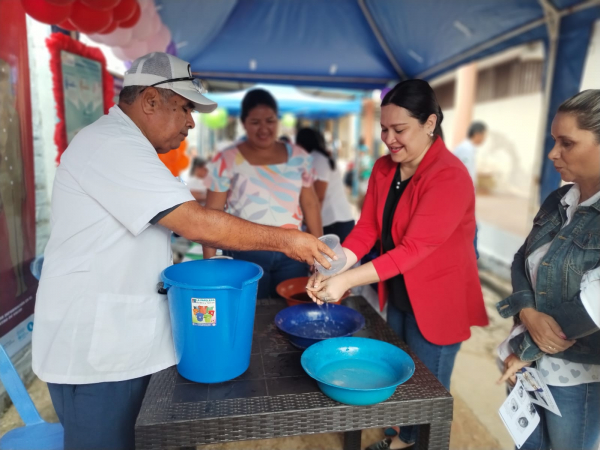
[315,234,347,276]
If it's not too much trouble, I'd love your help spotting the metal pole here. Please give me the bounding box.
[527,0,560,220]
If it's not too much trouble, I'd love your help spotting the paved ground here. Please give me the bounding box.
[0,276,514,449]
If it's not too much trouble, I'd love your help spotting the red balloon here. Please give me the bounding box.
[112,0,136,22]
[118,2,140,28]
[22,0,72,24]
[57,18,77,30]
[99,17,118,34]
[46,0,75,5]
[81,0,121,10]
[70,0,113,33]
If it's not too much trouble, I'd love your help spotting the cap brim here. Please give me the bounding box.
[171,85,217,113]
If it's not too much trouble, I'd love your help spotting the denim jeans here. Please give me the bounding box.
[48,375,150,450]
[226,250,308,299]
[387,303,461,444]
[521,382,600,450]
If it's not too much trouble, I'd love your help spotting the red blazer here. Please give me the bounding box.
[343,137,488,345]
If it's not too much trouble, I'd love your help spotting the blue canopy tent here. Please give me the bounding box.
[206,84,363,119]
[157,0,600,202]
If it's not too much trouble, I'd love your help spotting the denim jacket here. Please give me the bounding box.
[496,185,600,363]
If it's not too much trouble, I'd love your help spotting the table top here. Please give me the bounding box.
[135,296,453,449]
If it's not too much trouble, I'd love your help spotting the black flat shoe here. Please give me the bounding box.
[366,438,392,450]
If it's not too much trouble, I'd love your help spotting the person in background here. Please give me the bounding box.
[296,128,355,242]
[497,90,600,450]
[279,135,291,144]
[306,79,488,450]
[452,121,487,184]
[186,157,208,204]
[453,121,487,260]
[32,53,334,450]
[203,89,323,299]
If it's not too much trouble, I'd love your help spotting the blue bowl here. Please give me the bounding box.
[301,337,415,405]
[274,303,365,349]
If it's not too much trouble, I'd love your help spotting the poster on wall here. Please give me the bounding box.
[0,0,38,357]
[61,51,104,144]
[47,32,113,163]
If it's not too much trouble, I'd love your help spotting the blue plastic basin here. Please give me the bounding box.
[274,303,365,349]
[301,337,415,405]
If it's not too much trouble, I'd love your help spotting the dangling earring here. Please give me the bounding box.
[428,131,434,137]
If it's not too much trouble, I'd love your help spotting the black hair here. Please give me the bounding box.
[189,157,207,176]
[468,121,487,138]
[381,79,443,138]
[240,89,278,122]
[296,128,335,170]
[279,135,291,143]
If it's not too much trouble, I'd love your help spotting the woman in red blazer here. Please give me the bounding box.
[307,80,488,449]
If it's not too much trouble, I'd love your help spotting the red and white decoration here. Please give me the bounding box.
[21,0,171,61]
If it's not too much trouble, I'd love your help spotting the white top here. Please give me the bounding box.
[498,184,600,387]
[32,106,195,384]
[311,151,354,227]
[452,139,477,183]
[186,175,207,195]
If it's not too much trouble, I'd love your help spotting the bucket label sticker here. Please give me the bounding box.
[191,298,216,326]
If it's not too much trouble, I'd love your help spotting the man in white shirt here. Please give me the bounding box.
[32,53,334,450]
[452,121,487,184]
[453,121,487,258]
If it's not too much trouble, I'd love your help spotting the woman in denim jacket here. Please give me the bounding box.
[497,90,600,450]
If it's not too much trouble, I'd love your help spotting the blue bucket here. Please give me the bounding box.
[160,259,263,383]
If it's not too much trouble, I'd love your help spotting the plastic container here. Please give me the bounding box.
[314,234,347,276]
[301,337,415,405]
[276,277,348,307]
[159,259,263,383]
[275,303,365,348]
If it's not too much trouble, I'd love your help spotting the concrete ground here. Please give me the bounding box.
[0,275,514,450]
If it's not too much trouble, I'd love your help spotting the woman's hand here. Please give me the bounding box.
[497,354,531,386]
[306,274,349,305]
[519,308,576,354]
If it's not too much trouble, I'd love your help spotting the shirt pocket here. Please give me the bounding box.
[568,231,600,276]
[87,293,158,373]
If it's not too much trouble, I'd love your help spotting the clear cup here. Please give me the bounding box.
[314,234,347,276]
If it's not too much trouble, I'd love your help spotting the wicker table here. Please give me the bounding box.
[135,296,453,450]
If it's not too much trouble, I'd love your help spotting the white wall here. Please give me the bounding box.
[581,20,600,91]
[442,93,544,197]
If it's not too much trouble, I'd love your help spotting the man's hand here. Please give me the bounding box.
[497,354,531,385]
[519,308,576,354]
[283,230,336,268]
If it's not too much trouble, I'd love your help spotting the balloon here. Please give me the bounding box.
[146,24,171,53]
[131,2,157,40]
[166,40,177,56]
[81,0,120,10]
[112,0,137,22]
[22,0,72,24]
[113,39,148,61]
[46,0,75,5]
[96,26,133,46]
[118,2,140,28]
[281,113,297,128]
[202,108,228,130]
[70,0,113,33]
[57,18,78,31]
[380,87,391,100]
[99,20,117,34]
[159,139,189,176]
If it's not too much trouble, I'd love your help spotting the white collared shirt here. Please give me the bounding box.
[32,106,195,384]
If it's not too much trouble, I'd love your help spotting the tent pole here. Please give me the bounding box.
[357,0,406,80]
[527,0,560,220]
[417,0,600,80]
